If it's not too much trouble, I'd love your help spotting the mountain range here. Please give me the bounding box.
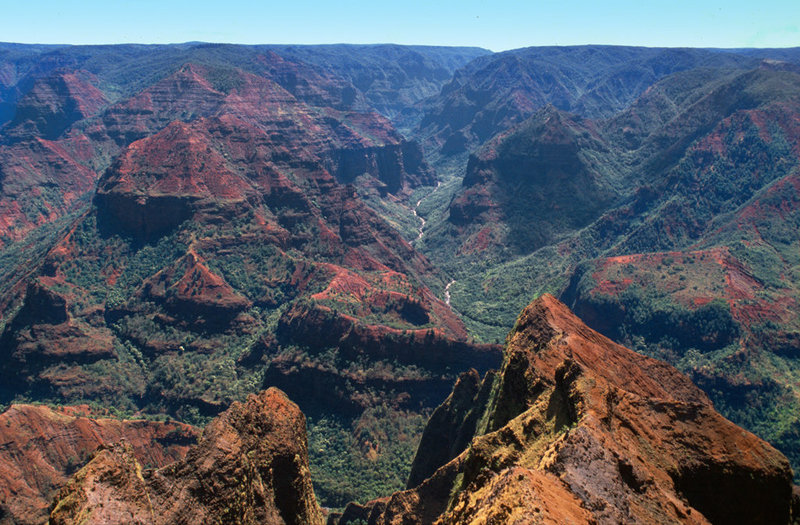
[418,58,800,482]
[0,40,799,522]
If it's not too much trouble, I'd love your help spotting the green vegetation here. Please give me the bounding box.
[406,66,800,482]
[203,243,305,305]
[353,175,421,244]
[307,406,428,508]
[418,67,800,344]
[0,208,88,330]
[4,43,800,505]
[0,170,464,504]
[590,286,739,356]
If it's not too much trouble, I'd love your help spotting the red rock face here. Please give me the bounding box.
[49,388,323,525]
[139,249,252,324]
[268,301,500,414]
[78,61,432,245]
[0,403,198,525]
[88,63,431,193]
[0,70,109,244]
[421,67,800,480]
[93,118,255,242]
[253,50,363,110]
[92,112,437,279]
[573,245,796,333]
[0,137,97,243]
[0,60,437,421]
[0,57,431,282]
[3,70,108,141]
[340,295,794,524]
[0,97,491,456]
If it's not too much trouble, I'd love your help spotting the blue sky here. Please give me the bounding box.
[3,0,798,51]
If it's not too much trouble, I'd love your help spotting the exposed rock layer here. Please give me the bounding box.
[339,295,794,524]
[0,404,197,525]
[49,388,323,525]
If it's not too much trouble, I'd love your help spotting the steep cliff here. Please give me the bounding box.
[418,65,800,477]
[0,107,496,506]
[0,404,197,525]
[49,388,323,525]
[266,44,489,125]
[2,69,107,142]
[339,295,794,524]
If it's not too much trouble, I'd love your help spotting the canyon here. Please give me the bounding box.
[0,41,799,522]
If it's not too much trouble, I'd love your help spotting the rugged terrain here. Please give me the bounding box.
[2,41,800,518]
[49,388,323,525]
[415,45,800,157]
[0,403,197,525]
[0,44,502,506]
[415,62,800,476]
[414,46,761,156]
[265,44,489,127]
[336,295,795,524]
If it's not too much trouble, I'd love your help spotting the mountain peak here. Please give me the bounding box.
[2,69,108,142]
[49,388,324,525]
[508,293,711,405]
[348,295,793,524]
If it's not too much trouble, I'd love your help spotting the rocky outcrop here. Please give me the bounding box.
[138,250,252,325]
[48,441,155,525]
[405,368,497,488]
[276,301,496,368]
[0,404,197,525]
[0,137,98,244]
[0,105,458,450]
[93,118,254,242]
[90,62,432,197]
[0,51,433,293]
[2,70,108,142]
[0,277,118,401]
[423,66,800,482]
[93,99,432,243]
[49,388,323,525]
[340,295,795,524]
[323,139,433,195]
[94,63,228,148]
[14,279,68,325]
[266,301,501,414]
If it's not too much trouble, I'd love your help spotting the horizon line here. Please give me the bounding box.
[2,41,800,54]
